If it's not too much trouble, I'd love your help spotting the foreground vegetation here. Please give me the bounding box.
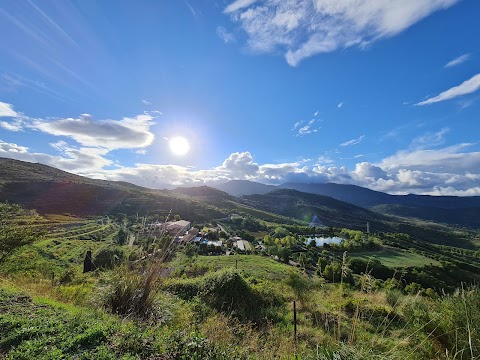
[1,202,480,359]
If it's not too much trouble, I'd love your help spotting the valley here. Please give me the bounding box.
[1,158,480,359]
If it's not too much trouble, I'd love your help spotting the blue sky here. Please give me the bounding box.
[1,0,480,195]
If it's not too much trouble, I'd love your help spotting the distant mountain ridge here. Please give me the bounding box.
[213,180,276,196]
[214,180,480,209]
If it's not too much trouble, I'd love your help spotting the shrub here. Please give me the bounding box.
[93,247,125,269]
[385,289,403,308]
[99,266,162,322]
[165,269,284,323]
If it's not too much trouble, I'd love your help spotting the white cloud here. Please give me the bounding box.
[354,162,388,180]
[0,101,18,117]
[378,143,480,174]
[416,73,480,106]
[135,149,147,155]
[292,120,302,131]
[340,135,365,147]
[225,0,258,13]
[224,0,458,66]
[444,53,470,68]
[141,99,152,105]
[409,127,449,149]
[0,121,22,131]
[0,140,111,173]
[0,101,24,131]
[217,26,236,43]
[317,155,334,164]
[296,119,320,136]
[2,137,480,195]
[221,151,259,176]
[337,102,344,109]
[32,113,156,150]
[0,101,158,151]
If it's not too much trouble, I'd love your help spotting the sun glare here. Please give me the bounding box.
[169,136,190,156]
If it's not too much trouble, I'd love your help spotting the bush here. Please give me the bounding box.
[93,247,125,269]
[99,266,162,322]
[385,289,403,308]
[285,270,314,302]
[165,269,284,323]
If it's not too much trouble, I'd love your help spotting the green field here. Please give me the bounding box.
[350,247,441,268]
[174,254,296,280]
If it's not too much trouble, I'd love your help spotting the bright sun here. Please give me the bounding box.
[169,136,190,156]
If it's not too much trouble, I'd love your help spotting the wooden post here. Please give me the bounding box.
[51,272,55,287]
[293,300,297,353]
[236,259,238,269]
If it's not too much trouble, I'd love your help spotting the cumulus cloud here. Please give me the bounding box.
[221,151,260,176]
[444,53,470,68]
[32,113,156,150]
[354,162,388,180]
[224,0,458,66]
[340,135,365,147]
[416,73,480,106]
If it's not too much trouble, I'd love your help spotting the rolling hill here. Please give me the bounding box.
[0,158,227,220]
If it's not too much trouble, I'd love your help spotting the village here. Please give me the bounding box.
[139,217,260,256]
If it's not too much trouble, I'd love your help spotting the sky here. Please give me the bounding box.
[0,0,480,195]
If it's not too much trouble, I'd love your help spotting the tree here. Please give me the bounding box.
[0,203,42,264]
[285,271,313,303]
[278,246,291,264]
[323,262,342,283]
[274,227,289,238]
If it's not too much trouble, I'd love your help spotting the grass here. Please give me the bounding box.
[1,237,110,277]
[2,252,480,359]
[350,247,441,268]
[0,286,210,359]
[172,254,296,280]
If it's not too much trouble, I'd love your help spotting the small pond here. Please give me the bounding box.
[305,236,343,247]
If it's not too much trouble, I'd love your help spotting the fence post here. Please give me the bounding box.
[293,300,297,356]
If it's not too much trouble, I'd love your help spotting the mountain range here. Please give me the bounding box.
[0,158,479,247]
[213,180,480,209]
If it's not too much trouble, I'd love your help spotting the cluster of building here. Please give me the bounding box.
[143,219,254,255]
